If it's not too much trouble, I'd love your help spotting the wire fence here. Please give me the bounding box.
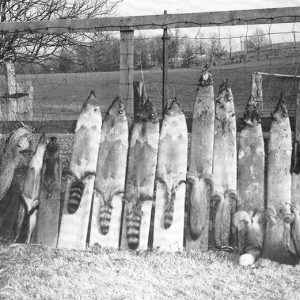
[0,11,299,132]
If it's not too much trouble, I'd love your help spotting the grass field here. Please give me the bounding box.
[0,244,299,300]
[0,57,298,120]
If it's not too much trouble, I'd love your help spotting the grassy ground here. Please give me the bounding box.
[0,244,299,300]
[0,57,298,119]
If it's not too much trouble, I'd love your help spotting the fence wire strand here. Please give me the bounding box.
[0,14,299,133]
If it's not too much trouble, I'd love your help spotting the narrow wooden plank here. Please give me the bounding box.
[89,97,128,248]
[121,99,159,251]
[0,7,299,33]
[265,96,295,264]
[37,137,62,247]
[257,72,300,79]
[153,100,187,252]
[295,81,300,143]
[212,80,237,248]
[120,30,134,117]
[186,67,214,251]
[57,92,102,250]
[234,96,265,266]
[15,134,48,244]
[251,73,263,111]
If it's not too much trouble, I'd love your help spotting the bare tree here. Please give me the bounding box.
[244,28,268,60]
[0,0,123,69]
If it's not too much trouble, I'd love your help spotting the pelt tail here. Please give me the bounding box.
[68,180,84,214]
[189,177,205,240]
[127,204,142,250]
[213,192,231,248]
[99,202,112,235]
[164,187,175,229]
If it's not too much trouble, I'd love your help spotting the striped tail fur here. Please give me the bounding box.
[126,193,153,250]
[68,179,84,214]
[126,203,143,250]
[158,177,186,229]
[95,188,124,235]
[67,171,95,214]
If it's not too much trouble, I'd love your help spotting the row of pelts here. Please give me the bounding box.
[0,68,299,266]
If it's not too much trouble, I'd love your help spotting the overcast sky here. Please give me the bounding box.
[118,0,299,16]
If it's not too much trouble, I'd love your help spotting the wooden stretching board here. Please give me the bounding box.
[121,99,159,251]
[90,96,128,248]
[15,134,48,244]
[186,67,214,250]
[212,80,237,248]
[153,100,187,252]
[265,95,295,264]
[37,137,61,247]
[234,96,265,265]
[57,92,102,250]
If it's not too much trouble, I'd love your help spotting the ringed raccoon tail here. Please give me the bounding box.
[164,187,175,229]
[68,179,84,214]
[67,171,95,214]
[158,177,186,229]
[127,205,142,250]
[95,189,124,235]
[99,202,113,235]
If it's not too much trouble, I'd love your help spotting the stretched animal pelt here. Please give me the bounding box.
[15,134,48,244]
[212,79,237,248]
[186,66,215,250]
[234,96,265,266]
[90,96,128,248]
[265,94,296,264]
[36,136,61,247]
[121,98,159,250]
[0,123,34,202]
[57,91,102,250]
[153,99,187,251]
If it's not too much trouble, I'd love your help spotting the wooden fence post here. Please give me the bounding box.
[120,30,134,118]
[252,73,263,111]
[162,20,169,115]
[2,61,34,121]
[16,81,34,120]
[4,60,17,120]
[295,81,300,143]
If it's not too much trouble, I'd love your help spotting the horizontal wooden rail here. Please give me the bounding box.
[0,7,299,34]
[0,116,296,135]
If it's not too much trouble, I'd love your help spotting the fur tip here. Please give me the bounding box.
[239,253,256,266]
[198,65,213,87]
[271,93,289,120]
[242,95,261,127]
[219,78,230,92]
[128,239,139,250]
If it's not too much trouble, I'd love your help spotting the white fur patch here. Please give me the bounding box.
[239,253,255,266]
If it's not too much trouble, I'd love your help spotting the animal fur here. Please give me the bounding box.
[94,188,124,235]
[66,170,96,214]
[233,209,263,266]
[188,175,214,240]
[15,194,39,243]
[156,177,186,229]
[0,124,34,202]
[126,194,153,250]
